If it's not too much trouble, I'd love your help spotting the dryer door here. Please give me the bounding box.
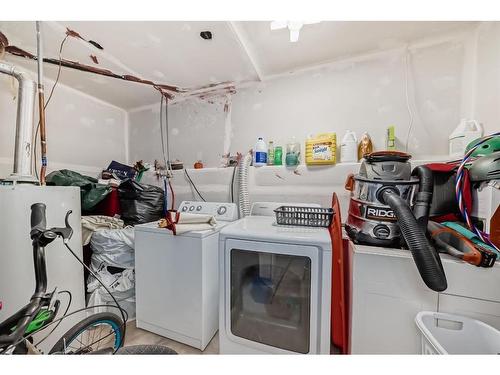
[223,239,320,354]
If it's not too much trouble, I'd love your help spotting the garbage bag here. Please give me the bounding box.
[46,169,112,211]
[118,179,164,225]
[87,266,135,319]
[90,227,135,269]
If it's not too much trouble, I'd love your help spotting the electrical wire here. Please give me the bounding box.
[184,169,206,202]
[33,289,72,346]
[455,132,500,253]
[63,242,127,353]
[33,35,68,179]
[168,178,175,210]
[404,47,415,153]
[159,94,168,169]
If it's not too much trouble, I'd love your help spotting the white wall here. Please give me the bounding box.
[0,73,128,179]
[129,31,478,171]
[474,22,500,132]
[127,29,487,211]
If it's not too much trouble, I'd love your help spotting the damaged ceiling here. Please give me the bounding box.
[0,21,476,110]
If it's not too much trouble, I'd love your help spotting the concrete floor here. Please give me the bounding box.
[123,320,219,354]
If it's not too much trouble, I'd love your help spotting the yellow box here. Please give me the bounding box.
[305,133,337,165]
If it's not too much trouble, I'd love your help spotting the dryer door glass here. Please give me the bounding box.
[230,248,311,353]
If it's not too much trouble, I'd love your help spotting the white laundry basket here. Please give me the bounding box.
[415,311,500,354]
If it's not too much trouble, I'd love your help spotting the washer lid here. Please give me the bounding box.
[135,220,231,238]
[219,216,331,249]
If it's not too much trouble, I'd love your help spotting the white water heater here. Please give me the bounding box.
[0,185,85,352]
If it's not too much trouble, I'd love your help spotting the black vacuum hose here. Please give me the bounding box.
[381,190,447,292]
[411,165,434,232]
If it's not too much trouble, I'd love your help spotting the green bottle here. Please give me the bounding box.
[274,146,283,165]
[268,141,275,165]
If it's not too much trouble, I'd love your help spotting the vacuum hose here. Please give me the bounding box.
[380,189,447,292]
[238,152,253,218]
[411,165,434,231]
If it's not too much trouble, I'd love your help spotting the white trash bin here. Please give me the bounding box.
[415,311,500,354]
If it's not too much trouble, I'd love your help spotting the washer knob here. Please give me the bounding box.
[181,206,188,212]
[189,206,195,211]
[196,205,202,211]
[217,206,227,215]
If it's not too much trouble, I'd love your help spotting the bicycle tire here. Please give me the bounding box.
[115,345,177,355]
[49,312,124,354]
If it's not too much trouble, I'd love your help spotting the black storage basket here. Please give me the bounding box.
[274,206,334,227]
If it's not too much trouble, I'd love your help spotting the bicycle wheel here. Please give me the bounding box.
[49,312,124,354]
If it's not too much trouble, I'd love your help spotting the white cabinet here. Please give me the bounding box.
[349,241,500,354]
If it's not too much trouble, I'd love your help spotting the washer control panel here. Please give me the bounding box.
[178,201,238,222]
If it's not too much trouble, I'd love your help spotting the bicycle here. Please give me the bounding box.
[0,203,129,354]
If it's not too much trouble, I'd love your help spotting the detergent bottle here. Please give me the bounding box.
[340,130,358,163]
[254,137,267,167]
[449,119,483,158]
[305,133,337,165]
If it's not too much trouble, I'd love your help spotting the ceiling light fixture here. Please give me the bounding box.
[270,21,320,43]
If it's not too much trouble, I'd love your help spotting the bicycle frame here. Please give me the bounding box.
[0,204,70,353]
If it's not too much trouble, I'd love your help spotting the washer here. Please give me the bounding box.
[134,201,238,350]
[218,202,332,354]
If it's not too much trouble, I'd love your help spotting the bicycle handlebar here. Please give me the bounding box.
[30,203,47,238]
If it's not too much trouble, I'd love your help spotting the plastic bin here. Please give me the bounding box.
[415,311,500,354]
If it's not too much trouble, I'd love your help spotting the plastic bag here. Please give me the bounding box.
[118,179,164,225]
[87,266,135,319]
[46,169,111,211]
[90,227,135,268]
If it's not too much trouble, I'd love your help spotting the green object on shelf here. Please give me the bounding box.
[274,146,283,165]
[386,125,396,150]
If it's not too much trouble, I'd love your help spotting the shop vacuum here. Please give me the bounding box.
[345,151,447,292]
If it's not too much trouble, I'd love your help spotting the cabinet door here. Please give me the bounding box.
[350,249,438,354]
[439,294,500,330]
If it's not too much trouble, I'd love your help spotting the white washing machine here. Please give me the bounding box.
[135,201,238,350]
[218,202,332,354]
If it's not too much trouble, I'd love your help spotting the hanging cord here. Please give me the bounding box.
[168,178,175,210]
[34,34,68,180]
[455,132,500,252]
[184,169,206,202]
[404,47,415,152]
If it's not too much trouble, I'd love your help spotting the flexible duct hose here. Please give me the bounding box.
[411,165,434,231]
[381,190,447,292]
[238,152,253,218]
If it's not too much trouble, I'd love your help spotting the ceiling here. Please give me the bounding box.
[0,21,476,110]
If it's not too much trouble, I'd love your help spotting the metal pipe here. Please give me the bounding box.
[0,61,37,182]
[36,21,48,185]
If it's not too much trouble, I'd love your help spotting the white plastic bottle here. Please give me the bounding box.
[449,119,483,157]
[254,137,268,167]
[340,130,358,163]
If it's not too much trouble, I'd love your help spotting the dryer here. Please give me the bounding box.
[218,203,332,354]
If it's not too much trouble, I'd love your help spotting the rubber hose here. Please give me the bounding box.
[411,165,434,231]
[238,152,253,218]
[382,190,447,292]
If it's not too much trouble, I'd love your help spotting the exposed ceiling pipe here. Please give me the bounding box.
[36,21,48,185]
[0,61,37,183]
